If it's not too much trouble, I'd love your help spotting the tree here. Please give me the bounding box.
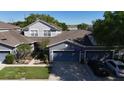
[38,39,49,49]
[13,14,68,31]
[16,44,32,59]
[13,21,27,28]
[77,23,89,30]
[5,54,15,64]
[93,11,124,46]
[35,39,49,64]
[58,23,68,31]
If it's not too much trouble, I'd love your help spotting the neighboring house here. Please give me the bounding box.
[87,25,93,31]
[0,22,21,32]
[47,30,114,62]
[0,30,34,63]
[22,19,62,37]
[67,25,78,31]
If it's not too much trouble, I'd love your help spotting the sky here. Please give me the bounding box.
[0,11,104,25]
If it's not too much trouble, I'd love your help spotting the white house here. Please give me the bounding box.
[67,25,78,31]
[22,19,62,37]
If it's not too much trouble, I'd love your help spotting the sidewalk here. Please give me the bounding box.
[5,64,48,67]
[0,64,6,70]
[0,63,48,71]
[48,74,60,81]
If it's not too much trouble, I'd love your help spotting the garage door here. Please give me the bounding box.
[53,51,80,62]
[0,51,9,63]
[86,51,113,61]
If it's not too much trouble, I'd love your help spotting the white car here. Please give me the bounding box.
[105,59,124,77]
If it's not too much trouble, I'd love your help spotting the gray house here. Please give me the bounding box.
[22,19,62,37]
[47,30,114,62]
[0,28,34,63]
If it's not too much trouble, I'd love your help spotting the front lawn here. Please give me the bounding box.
[0,67,49,79]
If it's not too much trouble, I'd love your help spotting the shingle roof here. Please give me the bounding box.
[0,31,34,47]
[26,37,50,43]
[25,30,92,46]
[0,30,91,48]
[49,30,92,45]
[0,22,20,30]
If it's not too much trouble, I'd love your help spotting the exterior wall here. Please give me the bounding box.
[68,27,78,31]
[30,43,35,52]
[0,29,20,32]
[51,31,62,37]
[24,31,31,37]
[0,43,16,55]
[0,44,15,63]
[0,29,9,32]
[0,43,13,51]
[23,21,61,37]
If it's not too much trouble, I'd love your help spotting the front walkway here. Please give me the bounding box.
[28,59,35,65]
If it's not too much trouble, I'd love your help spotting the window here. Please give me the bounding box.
[44,30,51,37]
[31,30,38,37]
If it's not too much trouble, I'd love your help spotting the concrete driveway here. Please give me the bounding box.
[49,61,101,81]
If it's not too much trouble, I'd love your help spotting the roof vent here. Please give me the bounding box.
[1,35,7,41]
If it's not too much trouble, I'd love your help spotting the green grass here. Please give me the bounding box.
[0,67,49,79]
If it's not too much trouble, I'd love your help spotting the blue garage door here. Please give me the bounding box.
[53,51,80,62]
[86,51,113,61]
[0,51,9,63]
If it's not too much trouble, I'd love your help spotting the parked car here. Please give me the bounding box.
[105,59,124,77]
[88,60,111,77]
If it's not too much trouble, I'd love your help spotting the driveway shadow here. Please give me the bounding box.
[50,62,101,81]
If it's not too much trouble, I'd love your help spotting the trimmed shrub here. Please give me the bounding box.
[5,54,15,64]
